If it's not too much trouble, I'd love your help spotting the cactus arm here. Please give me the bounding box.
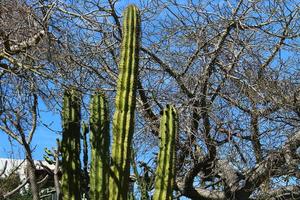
[109,4,140,200]
[153,105,178,200]
[61,89,82,200]
[89,92,110,200]
[44,148,53,157]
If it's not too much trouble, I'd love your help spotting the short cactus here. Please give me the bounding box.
[153,105,178,200]
[89,92,110,200]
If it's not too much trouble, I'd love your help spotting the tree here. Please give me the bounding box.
[0,0,56,199]
[1,0,300,199]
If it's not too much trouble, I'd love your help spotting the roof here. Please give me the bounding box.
[0,158,55,180]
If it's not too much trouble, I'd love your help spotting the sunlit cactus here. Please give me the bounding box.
[109,4,141,200]
[61,88,82,200]
[153,105,178,200]
[89,91,110,200]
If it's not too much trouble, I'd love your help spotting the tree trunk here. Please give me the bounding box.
[26,157,39,200]
[54,156,61,200]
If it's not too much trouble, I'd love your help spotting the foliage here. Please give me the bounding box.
[0,173,21,197]
[0,173,33,200]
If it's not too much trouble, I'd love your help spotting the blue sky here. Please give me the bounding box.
[0,99,61,159]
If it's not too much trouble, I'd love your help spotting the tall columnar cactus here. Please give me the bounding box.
[109,4,141,200]
[61,88,82,200]
[89,92,110,200]
[153,105,178,200]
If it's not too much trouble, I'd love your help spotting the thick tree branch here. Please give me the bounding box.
[259,185,300,200]
[236,131,300,199]
[28,93,38,144]
[177,180,226,200]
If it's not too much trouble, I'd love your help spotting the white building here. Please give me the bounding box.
[0,157,57,199]
[0,158,55,180]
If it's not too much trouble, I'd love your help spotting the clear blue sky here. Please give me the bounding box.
[0,99,61,160]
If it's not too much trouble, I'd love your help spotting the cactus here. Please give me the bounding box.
[153,105,178,200]
[109,4,141,200]
[82,122,89,199]
[61,88,82,200]
[89,92,110,200]
[43,147,55,165]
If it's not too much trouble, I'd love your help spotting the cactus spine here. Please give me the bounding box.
[153,105,178,200]
[61,89,82,200]
[89,92,110,200]
[109,4,140,200]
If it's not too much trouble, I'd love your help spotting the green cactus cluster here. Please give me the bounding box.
[59,4,178,200]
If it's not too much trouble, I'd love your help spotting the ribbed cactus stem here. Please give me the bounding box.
[109,4,140,200]
[153,105,178,200]
[89,91,110,200]
[82,122,89,199]
[61,88,82,200]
